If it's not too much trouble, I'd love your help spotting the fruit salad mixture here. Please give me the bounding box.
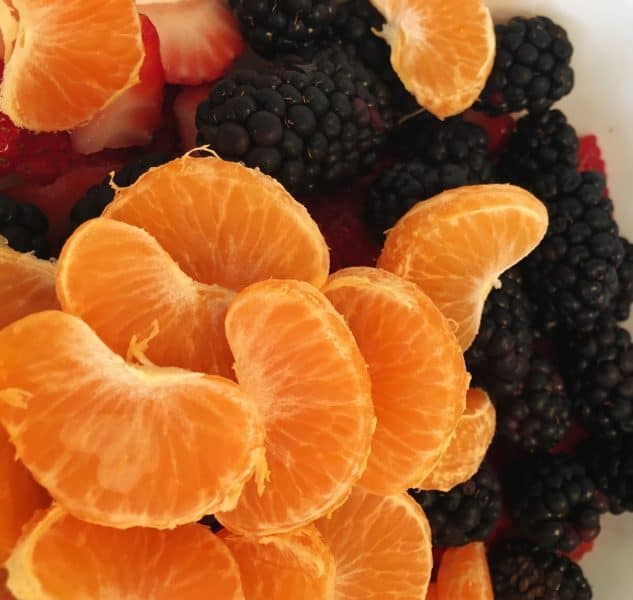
[0,0,630,598]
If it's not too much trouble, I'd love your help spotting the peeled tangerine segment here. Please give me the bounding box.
[0,311,265,529]
[5,506,245,600]
[378,184,548,350]
[315,487,433,599]
[57,218,234,377]
[323,267,469,495]
[217,279,375,535]
[104,155,330,291]
[222,525,336,599]
[419,388,496,492]
[436,542,493,600]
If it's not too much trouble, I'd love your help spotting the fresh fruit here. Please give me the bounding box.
[0,192,49,257]
[222,526,336,598]
[369,0,494,119]
[323,267,468,494]
[315,487,432,599]
[0,569,13,600]
[0,243,58,330]
[195,46,393,196]
[378,184,548,350]
[419,388,496,492]
[0,0,144,131]
[436,542,493,600]
[70,15,165,154]
[104,154,330,291]
[138,0,244,85]
[613,237,633,320]
[476,17,574,115]
[464,112,515,159]
[173,83,214,151]
[216,279,375,534]
[0,310,265,529]
[5,506,245,599]
[410,462,502,548]
[578,134,607,176]
[57,218,235,377]
[0,428,50,564]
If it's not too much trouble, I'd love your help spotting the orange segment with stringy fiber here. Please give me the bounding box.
[436,542,493,600]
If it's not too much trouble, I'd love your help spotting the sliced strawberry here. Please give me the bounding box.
[70,15,165,154]
[139,0,244,85]
[173,83,213,151]
[465,110,515,161]
[578,135,607,176]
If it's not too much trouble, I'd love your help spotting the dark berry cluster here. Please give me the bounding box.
[0,193,49,258]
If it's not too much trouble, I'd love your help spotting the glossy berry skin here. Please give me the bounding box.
[0,193,50,258]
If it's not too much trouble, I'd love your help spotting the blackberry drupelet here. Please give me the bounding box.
[364,160,470,240]
[0,192,49,258]
[477,16,574,115]
[466,269,535,399]
[505,452,608,553]
[229,0,338,58]
[520,170,625,332]
[199,514,224,533]
[490,540,592,599]
[196,46,393,196]
[579,436,633,514]
[409,462,502,548]
[613,237,633,321]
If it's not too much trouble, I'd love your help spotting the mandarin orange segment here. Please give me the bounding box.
[0,243,58,331]
[419,388,496,492]
[57,218,235,377]
[222,525,336,599]
[315,487,432,599]
[377,184,548,350]
[5,506,245,600]
[426,582,438,600]
[0,0,144,131]
[0,310,265,529]
[323,267,469,495]
[217,279,375,535]
[0,429,49,565]
[436,542,493,600]
[104,155,330,290]
[371,0,494,118]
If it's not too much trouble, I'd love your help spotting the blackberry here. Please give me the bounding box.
[409,463,502,548]
[499,109,579,186]
[229,0,338,58]
[0,192,49,258]
[67,152,173,237]
[520,170,625,332]
[199,514,224,533]
[477,16,574,115]
[490,540,592,599]
[505,452,608,553]
[196,46,393,196]
[579,435,633,514]
[613,237,633,321]
[466,269,534,399]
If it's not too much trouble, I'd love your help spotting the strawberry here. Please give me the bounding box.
[138,0,244,85]
[70,15,165,154]
[578,134,607,176]
[464,110,515,161]
[173,83,214,151]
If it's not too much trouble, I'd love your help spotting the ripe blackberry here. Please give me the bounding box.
[409,463,502,548]
[521,170,625,332]
[477,16,574,115]
[490,540,592,599]
[196,46,393,196]
[613,236,633,321]
[0,192,49,258]
[505,452,608,553]
[466,269,534,399]
[500,109,579,186]
[579,436,633,514]
[199,514,224,533]
[229,0,338,57]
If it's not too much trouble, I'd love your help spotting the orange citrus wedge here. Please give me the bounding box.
[436,542,493,600]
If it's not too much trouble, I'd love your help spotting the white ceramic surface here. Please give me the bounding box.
[486,2,633,597]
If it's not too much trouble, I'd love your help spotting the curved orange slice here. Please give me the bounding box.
[0,244,58,330]
[57,218,235,377]
[419,388,495,492]
[0,310,265,529]
[377,184,548,350]
[426,582,438,600]
[104,154,330,291]
[0,0,144,131]
[222,526,336,599]
[323,267,469,495]
[315,487,432,599]
[370,0,494,119]
[217,279,375,535]
[5,506,245,599]
[436,542,493,600]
